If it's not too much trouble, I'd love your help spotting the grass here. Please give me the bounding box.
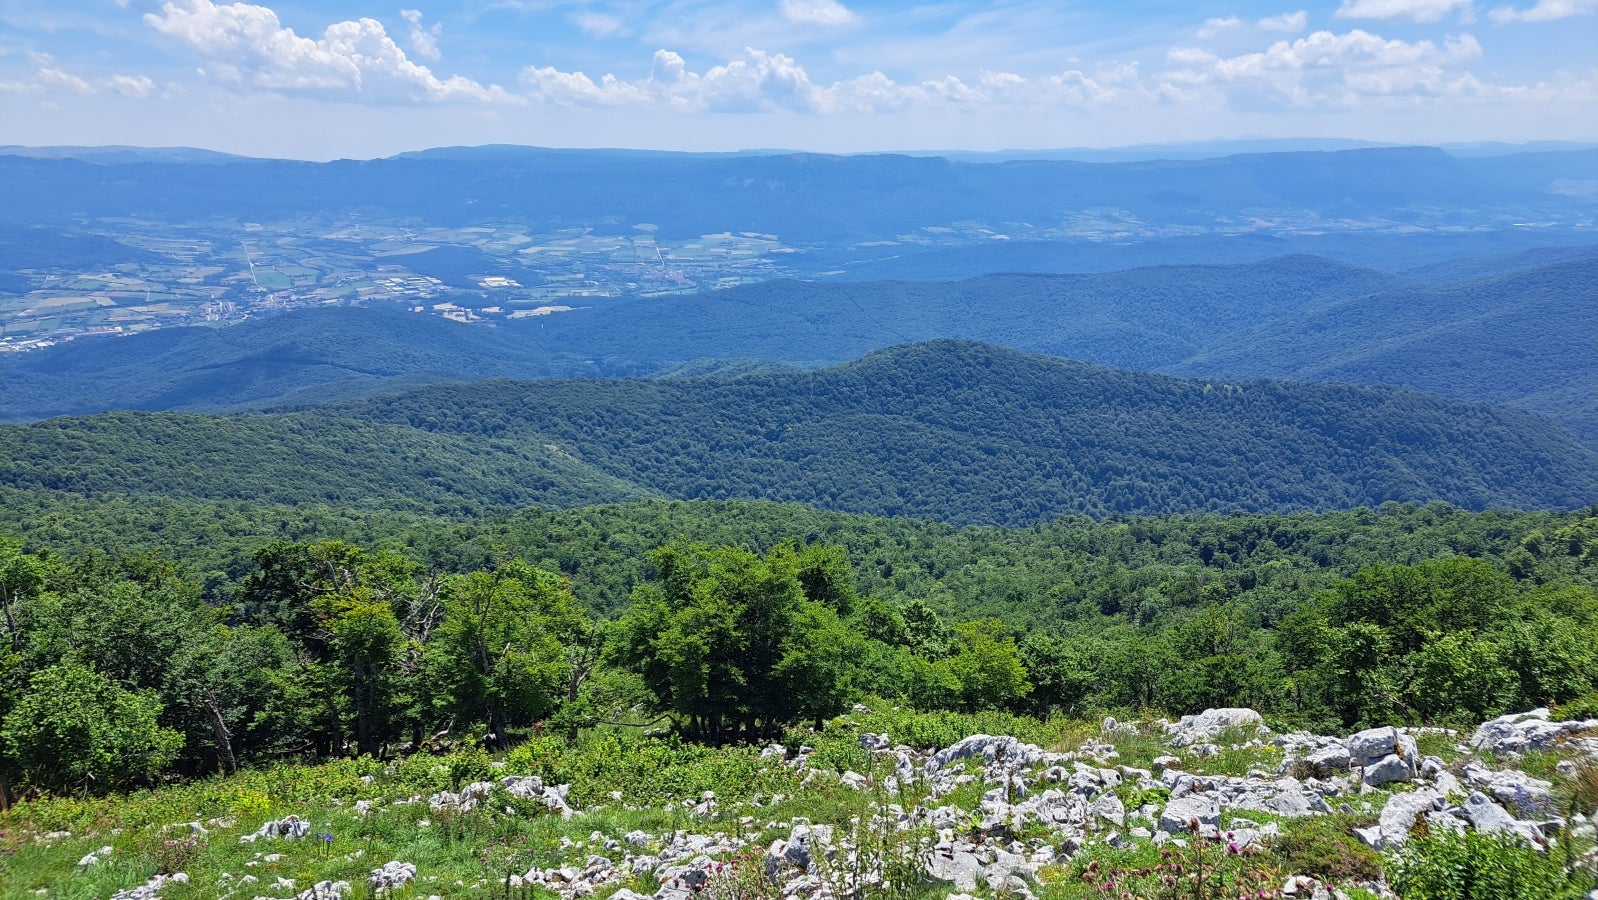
[3,708,1596,900]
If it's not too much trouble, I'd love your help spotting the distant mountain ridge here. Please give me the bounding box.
[4,146,1592,241]
[4,254,1594,447]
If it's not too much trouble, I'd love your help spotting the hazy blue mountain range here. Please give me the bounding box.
[4,254,1593,448]
[4,341,1592,524]
[813,230,1598,282]
[3,146,1593,241]
[4,138,1592,166]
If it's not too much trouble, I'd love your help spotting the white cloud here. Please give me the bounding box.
[1197,15,1243,38]
[779,0,856,26]
[518,47,1166,115]
[523,47,828,112]
[106,74,160,97]
[400,9,442,62]
[571,11,625,37]
[1489,0,1598,20]
[0,52,164,98]
[31,53,94,94]
[1163,28,1491,107]
[1335,0,1473,22]
[143,0,511,103]
[1258,10,1310,31]
[1199,10,1307,38]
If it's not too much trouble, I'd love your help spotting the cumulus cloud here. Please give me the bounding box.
[519,48,1164,114]
[1163,28,1490,106]
[0,52,163,98]
[779,0,856,26]
[1335,0,1473,22]
[1258,10,1310,31]
[143,0,511,102]
[1489,0,1598,20]
[524,47,836,112]
[400,9,442,61]
[1197,15,1243,38]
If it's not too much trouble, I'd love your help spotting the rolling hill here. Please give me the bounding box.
[5,255,1594,450]
[0,254,1406,419]
[6,342,1587,526]
[1175,260,1598,445]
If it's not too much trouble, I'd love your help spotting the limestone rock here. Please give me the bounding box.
[1470,708,1598,755]
[1159,794,1220,834]
[1165,709,1265,747]
[369,861,416,891]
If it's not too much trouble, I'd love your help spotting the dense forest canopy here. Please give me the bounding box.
[2,497,1594,798]
[4,342,1594,526]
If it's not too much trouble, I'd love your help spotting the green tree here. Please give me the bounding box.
[427,561,583,747]
[618,542,864,741]
[946,619,1031,712]
[2,662,182,795]
[321,586,406,758]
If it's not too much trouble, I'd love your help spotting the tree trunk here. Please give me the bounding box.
[354,662,375,757]
[202,689,238,775]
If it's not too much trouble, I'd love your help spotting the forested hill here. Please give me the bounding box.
[1175,258,1598,446]
[5,255,1593,449]
[0,254,1404,421]
[0,411,654,513]
[5,342,1591,524]
[299,340,1594,523]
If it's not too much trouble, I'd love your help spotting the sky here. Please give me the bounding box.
[1,0,1595,160]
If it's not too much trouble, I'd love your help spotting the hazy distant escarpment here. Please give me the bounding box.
[5,341,1592,525]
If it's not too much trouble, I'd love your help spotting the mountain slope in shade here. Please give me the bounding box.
[1175,260,1598,445]
[0,410,655,512]
[0,255,1406,420]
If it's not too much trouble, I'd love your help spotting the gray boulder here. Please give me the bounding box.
[1159,794,1220,834]
[1460,791,1544,846]
[1347,726,1418,786]
[1165,709,1265,747]
[254,816,312,839]
[1301,745,1350,778]
[1091,792,1126,827]
[925,850,982,891]
[1359,787,1443,849]
[1470,709,1598,756]
[368,861,416,891]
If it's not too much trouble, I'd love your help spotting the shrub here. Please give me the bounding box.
[1553,692,1598,722]
[1,662,184,795]
[1268,814,1382,881]
[1387,828,1590,900]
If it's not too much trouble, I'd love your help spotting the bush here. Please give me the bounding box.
[1553,692,1598,722]
[1387,828,1591,900]
[1,663,184,794]
[1268,813,1382,881]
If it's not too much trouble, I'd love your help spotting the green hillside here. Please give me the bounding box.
[313,341,1598,523]
[0,410,653,513]
[7,342,1593,525]
[1178,260,1598,444]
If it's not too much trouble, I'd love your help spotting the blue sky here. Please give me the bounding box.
[1,0,1594,159]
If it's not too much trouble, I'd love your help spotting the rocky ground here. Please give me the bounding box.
[10,706,1598,900]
